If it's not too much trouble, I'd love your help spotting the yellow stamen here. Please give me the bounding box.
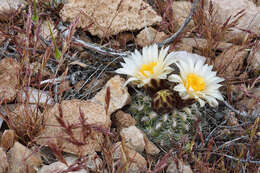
[185,73,205,91]
[139,62,157,77]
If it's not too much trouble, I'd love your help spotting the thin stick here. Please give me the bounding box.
[57,23,130,57]
[222,100,247,117]
[158,0,199,47]
[214,135,248,152]
[211,152,260,164]
[74,38,129,57]
[83,56,122,99]
[204,120,227,144]
[40,76,69,85]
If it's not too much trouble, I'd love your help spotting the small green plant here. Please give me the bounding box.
[32,0,39,22]
[48,20,61,60]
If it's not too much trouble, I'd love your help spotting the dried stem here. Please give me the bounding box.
[158,0,199,47]
[40,76,69,85]
[57,23,130,57]
[213,135,248,152]
[222,100,247,117]
[211,152,260,164]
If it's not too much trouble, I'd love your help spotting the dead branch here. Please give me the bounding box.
[211,152,260,164]
[158,0,199,47]
[57,23,130,57]
[40,76,69,85]
[223,100,247,117]
[213,135,248,152]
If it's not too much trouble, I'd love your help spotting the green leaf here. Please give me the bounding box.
[48,21,61,60]
[32,0,39,22]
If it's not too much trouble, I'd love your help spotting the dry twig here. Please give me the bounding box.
[57,23,130,57]
[158,0,199,47]
[211,152,260,164]
[223,100,247,117]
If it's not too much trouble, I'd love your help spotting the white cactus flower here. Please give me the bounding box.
[115,44,176,87]
[168,51,224,107]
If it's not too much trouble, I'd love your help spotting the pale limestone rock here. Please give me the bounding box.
[0,147,8,173]
[28,61,51,78]
[208,0,260,43]
[249,0,260,6]
[39,153,102,173]
[37,76,130,155]
[39,162,79,173]
[174,41,193,53]
[114,112,160,155]
[114,110,136,130]
[1,129,16,150]
[17,87,54,106]
[143,135,160,155]
[40,20,58,40]
[112,142,147,173]
[0,0,26,11]
[7,142,42,173]
[85,152,103,172]
[37,99,111,155]
[249,47,260,70]
[245,87,260,118]
[61,0,162,38]
[38,156,88,173]
[180,38,233,51]
[166,159,193,173]
[0,104,17,117]
[234,86,260,118]
[172,1,194,29]
[0,0,26,21]
[0,58,20,103]
[120,126,145,153]
[136,27,168,47]
[215,46,248,78]
[58,79,71,93]
[91,75,131,116]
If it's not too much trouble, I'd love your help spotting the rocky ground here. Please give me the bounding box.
[0,0,259,172]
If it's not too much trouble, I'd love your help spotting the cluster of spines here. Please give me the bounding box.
[128,93,198,147]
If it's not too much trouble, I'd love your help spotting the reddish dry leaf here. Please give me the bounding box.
[105,86,111,115]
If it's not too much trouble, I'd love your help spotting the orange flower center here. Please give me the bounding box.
[185,73,205,91]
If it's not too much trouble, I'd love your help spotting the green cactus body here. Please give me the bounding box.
[128,92,200,147]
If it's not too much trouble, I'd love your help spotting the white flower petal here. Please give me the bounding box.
[204,95,219,107]
[115,44,174,87]
[115,68,133,75]
[159,46,170,62]
[174,84,186,92]
[158,73,167,79]
[168,74,183,83]
[197,98,205,107]
[181,93,191,100]
[170,51,225,107]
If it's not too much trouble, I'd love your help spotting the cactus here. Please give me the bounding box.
[128,92,201,147]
